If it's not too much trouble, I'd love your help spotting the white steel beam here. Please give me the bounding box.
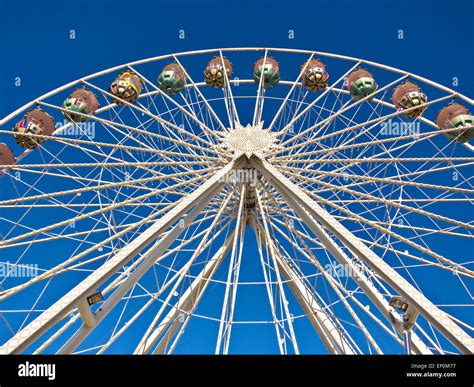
[215,184,247,354]
[252,219,287,354]
[58,187,218,354]
[0,158,245,354]
[150,234,234,354]
[254,219,355,354]
[95,217,234,355]
[267,195,430,354]
[253,192,300,354]
[255,160,432,354]
[267,217,383,354]
[134,192,235,354]
[251,156,473,354]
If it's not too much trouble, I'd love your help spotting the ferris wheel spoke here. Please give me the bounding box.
[267,216,384,354]
[295,76,403,153]
[0,160,214,170]
[215,184,246,355]
[253,219,287,354]
[282,165,474,195]
[82,80,225,154]
[108,100,164,152]
[161,309,192,354]
[172,55,228,133]
[0,197,193,278]
[132,94,189,155]
[0,208,166,299]
[39,100,223,161]
[164,100,225,166]
[103,211,232,290]
[125,65,223,145]
[33,131,166,180]
[169,79,220,146]
[6,125,159,193]
[358,236,473,277]
[306,113,424,175]
[0,175,122,228]
[222,78,237,130]
[298,184,473,278]
[310,160,473,198]
[311,177,473,220]
[285,86,372,160]
[274,60,362,138]
[0,221,135,252]
[0,166,215,209]
[280,102,385,166]
[8,165,156,195]
[32,133,159,200]
[357,216,472,239]
[103,109,180,165]
[276,156,474,166]
[282,109,405,167]
[283,168,473,231]
[178,93,221,159]
[254,188,300,354]
[218,50,240,128]
[1,159,214,209]
[252,49,269,127]
[0,169,218,254]
[278,87,312,136]
[1,211,222,279]
[0,159,163,246]
[0,127,222,165]
[134,192,235,354]
[272,95,458,162]
[275,124,472,163]
[304,176,472,246]
[297,174,471,257]
[271,88,451,159]
[267,53,315,132]
[315,89,392,157]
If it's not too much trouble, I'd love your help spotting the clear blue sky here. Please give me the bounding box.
[0,0,472,117]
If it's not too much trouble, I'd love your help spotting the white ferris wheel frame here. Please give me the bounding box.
[0,47,472,355]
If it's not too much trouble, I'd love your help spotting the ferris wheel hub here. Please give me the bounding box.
[224,121,275,158]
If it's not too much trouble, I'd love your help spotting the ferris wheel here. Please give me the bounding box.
[0,47,472,355]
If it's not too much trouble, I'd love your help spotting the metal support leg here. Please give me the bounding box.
[251,157,473,354]
[404,331,412,355]
[149,235,234,354]
[0,158,244,354]
[252,219,355,354]
[58,188,219,354]
[134,193,235,354]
